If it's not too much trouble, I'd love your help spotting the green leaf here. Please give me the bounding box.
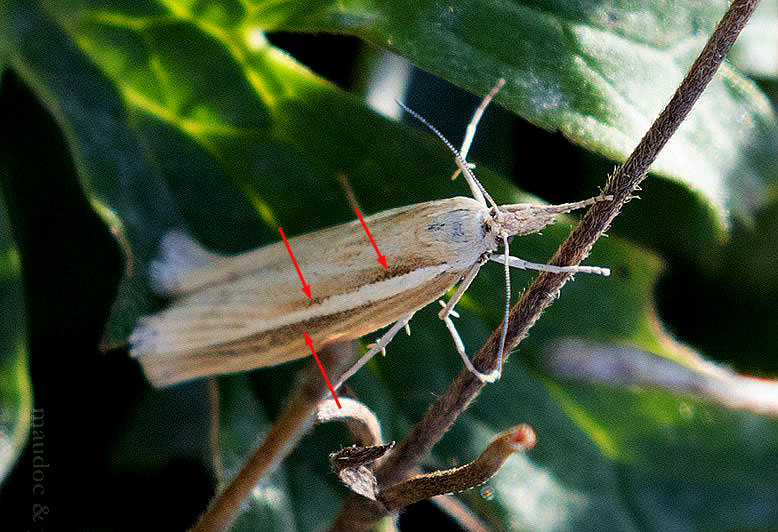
[2,1,777,530]
[0,154,32,487]
[252,0,778,226]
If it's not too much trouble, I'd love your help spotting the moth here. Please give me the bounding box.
[130,79,610,388]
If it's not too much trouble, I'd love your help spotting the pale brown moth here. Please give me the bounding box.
[130,79,610,388]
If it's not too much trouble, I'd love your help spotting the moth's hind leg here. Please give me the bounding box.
[451,78,506,182]
[438,262,500,383]
[334,312,415,391]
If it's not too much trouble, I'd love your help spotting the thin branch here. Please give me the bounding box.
[192,342,355,532]
[546,340,778,417]
[330,0,761,527]
[378,425,536,511]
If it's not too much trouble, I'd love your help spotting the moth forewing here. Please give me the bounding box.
[131,197,492,387]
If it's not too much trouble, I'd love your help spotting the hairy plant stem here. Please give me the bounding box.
[378,425,536,511]
[192,342,354,532]
[329,0,761,529]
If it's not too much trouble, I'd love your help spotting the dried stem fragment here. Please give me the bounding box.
[331,442,395,501]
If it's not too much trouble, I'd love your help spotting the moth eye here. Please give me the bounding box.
[489,207,498,217]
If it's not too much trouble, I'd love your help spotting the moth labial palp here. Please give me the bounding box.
[129,78,611,389]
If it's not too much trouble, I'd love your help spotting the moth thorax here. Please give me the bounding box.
[481,214,504,250]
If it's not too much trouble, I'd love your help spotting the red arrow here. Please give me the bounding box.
[354,208,387,269]
[278,227,311,299]
[303,332,341,408]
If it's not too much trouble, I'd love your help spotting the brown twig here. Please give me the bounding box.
[330,0,761,528]
[330,426,535,530]
[191,342,355,532]
[378,425,536,511]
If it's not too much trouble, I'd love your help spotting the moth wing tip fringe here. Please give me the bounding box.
[149,230,217,296]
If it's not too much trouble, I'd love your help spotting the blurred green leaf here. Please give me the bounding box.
[217,375,298,530]
[1,0,777,530]
[253,0,778,226]
[0,162,31,487]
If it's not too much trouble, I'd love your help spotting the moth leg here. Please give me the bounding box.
[441,314,500,383]
[438,263,500,383]
[452,79,506,206]
[490,254,611,276]
[451,78,506,181]
[333,312,415,391]
[438,262,480,319]
[438,299,459,318]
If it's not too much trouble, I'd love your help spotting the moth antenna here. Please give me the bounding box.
[497,234,511,379]
[396,100,499,210]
